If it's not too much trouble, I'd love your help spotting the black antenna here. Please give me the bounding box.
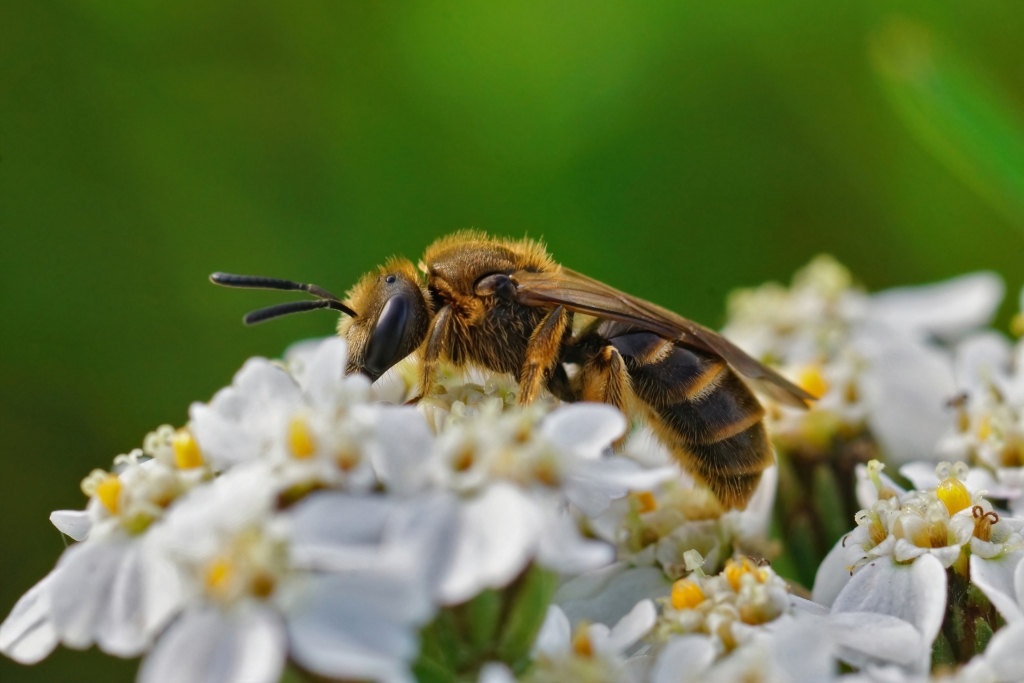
[243,300,356,325]
[210,272,357,323]
[210,273,341,302]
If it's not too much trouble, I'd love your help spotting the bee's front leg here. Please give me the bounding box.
[518,305,569,405]
[418,305,452,400]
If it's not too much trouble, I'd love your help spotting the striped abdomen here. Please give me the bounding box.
[610,331,772,509]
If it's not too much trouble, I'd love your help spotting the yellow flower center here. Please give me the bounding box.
[936,477,971,515]
[671,578,706,610]
[635,491,658,514]
[571,625,594,658]
[798,365,829,400]
[451,445,475,472]
[288,416,317,459]
[977,415,992,441]
[335,445,360,471]
[724,557,768,591]
[172,429,204,469]
[95,474,122,514]
[205,557,234,596]
[532,457,560,487]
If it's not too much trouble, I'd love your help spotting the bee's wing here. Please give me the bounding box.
[512,267,814,408]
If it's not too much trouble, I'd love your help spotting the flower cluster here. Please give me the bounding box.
[4,257,1024,683]
[722,256,1003,464]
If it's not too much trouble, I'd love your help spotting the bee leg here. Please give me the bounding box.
[578,345,631,447]
[518,305,569,405]
[546,362,579,402]
[579,345,630,412]
[418,305,452,399]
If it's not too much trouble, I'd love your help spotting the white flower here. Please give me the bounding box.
[0,430,208,663]
[554,562,672,633]
[648,555,922,681]
[723,257,1003,464]
[189,338,418,495]
[587,462,777,581]
[136,465,456,683]
[651,618,838,683]
[518,600,655,683]
[936,327,1024,513]
[426,402,672,604]
[821,461,998,587]
[815,460,1024,674]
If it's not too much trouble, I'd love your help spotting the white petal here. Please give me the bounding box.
[0,573,58,664]
[788,595,830,617]
[139,603,286,683]
[539,404,626,459]
[299,337,348,410]
[954,332,1013,393]
[189,359,301,468]
[289,493,396,547]
[859,336,956,464]
[927,546,962,569]
[831,554,946,672]
[896,462,940,493]
[984,621,1024,683]
[812,537,853,607]
[48,538,129,649]
[533,605,571,658]
[49,510,92,542]
[867,271,1004,341]
[855,466,907,509]
[536,506,614,575]
[892,539,929,564]
[283,337,329,381]
[371,407,434,495]
[763,616,839,683]
[650,635,716,683]
[96,543,181,657]
[562,477,616,518]
[385,494,461,596]
[971,551,1024,623]
[287,573,428,683]
[556,565,670,629]
[477,662,517,683]
[571,459,679,509]
[605,599,656,654]
[827,611,922,667]
[439,484,542,604]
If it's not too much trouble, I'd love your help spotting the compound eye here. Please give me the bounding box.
[363,294,409,379]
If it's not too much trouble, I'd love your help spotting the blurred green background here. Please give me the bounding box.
[3,1,1024,680]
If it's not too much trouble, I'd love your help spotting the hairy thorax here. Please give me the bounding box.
[421,233,557,376]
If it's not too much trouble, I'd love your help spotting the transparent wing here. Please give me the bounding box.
[512,267,814,408]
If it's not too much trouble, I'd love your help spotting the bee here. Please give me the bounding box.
[210,232,813,508]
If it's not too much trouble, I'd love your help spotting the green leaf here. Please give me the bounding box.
[932,629,956,669]
[412,656,457,683]
[786,514,819,590]
[277,663,311,683]
[812,463,847,549]
[462,589,503,654]
[497,565,559,669]
[974,616,994,656]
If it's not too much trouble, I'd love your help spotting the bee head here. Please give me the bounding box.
[339,257,432,382]
[209,257,431,383]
